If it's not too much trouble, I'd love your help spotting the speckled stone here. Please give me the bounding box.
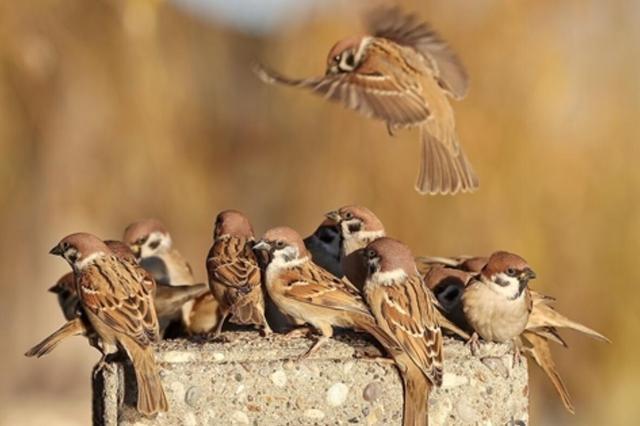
[93,333,528,425]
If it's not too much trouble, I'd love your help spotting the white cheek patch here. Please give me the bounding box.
[488,273,522,300]
[142,231,171,256]
[372,268,408,286]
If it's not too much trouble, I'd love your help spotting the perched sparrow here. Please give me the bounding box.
[461,251,536,351]
[303,218,342,277]
[358,237,443,426]
[310,205,468,339]
[419,254,609,344]
[124,218,201,335]
[28,233,168,415]
[255,6,478,195]
[123,219,196,286]
[207,210,271,336]
[253,226,398,357]
[326,205,386,260]
[422,254,609,413]
[51,238,206,337]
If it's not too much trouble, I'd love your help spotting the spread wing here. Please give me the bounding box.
[279,264,371,317]
[365,6,469,99]
[78,256,160,345]
[368,274,443,385]
[254,63,429,126]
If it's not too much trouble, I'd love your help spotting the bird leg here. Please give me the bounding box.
[298,335,329,361]
[466,332,481,356]
[508,339,523,367]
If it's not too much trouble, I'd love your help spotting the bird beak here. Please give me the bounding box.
[129,244,141,258]
[325,210,341,223]
[521,268,537,281]
[252,240,271,252]
[48,284,62,294]
[49,244,64,256]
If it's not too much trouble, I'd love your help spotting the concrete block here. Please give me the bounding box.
[92,332,528,425]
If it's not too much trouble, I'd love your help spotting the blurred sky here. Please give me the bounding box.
[0,0,638,424]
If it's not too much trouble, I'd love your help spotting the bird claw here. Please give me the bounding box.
[285,326,313,339]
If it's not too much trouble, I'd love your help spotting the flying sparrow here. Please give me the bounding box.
[253,226,398,358]
[255,6,478,195]
[207,210,271,337]
[29,232,168,415]
[124,218,202,335]
[357,237,443,426]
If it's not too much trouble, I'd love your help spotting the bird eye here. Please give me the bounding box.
[275,240,286,249]
[366,249,376,259]
[506,268,517,277]
[345,53,355,67]
[344,212,353,220]
[334,55,340,62]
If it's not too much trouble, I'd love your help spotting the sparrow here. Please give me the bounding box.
[123,219,196,286]
[50,238,207,337]
[304,205,385,279]
[255,6,478,195]
[421,254,609,413]
[461,251,536,354]
[357,237,443,426]
[123,218,202,335]
[27,233,168,415]
[46,240,146,349]
[253,226,399,358]
[311,205,468,339]
[419,254,609,345]
[207,210,271,336]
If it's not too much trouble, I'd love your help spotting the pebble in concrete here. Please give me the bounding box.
[326,382,349,406]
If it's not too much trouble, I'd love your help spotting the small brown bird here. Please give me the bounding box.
[123,219,196,286]
[255,6,478,195]
[207,210,271,336]
[27,233,168,415]
[326,205,386,260]
[461,251,536,355]
[358,237,443,426]
[50,239,207,337]
[421,254,609,413]
[123,218,208,335]
[253,226,398,358]
[308,205,468,339]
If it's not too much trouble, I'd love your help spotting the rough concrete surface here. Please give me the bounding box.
[92,332,528,425]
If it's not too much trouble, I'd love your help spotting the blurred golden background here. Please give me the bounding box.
[1,0,637,424]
